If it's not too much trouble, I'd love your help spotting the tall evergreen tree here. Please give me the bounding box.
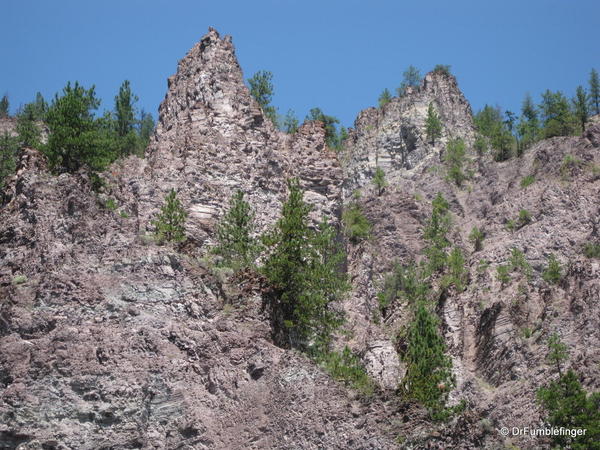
[0,95,8,118]
[31,92,48,120]
[262,179,347,353]
[403,299,454,417]
[248,70,277,125]
[114,80,140,156]
[572,86,589,133]
[425,102,442,145]
[539,90,575,138]
[45,82,113,172]
[518,93,539,151]
[589,68,600,115]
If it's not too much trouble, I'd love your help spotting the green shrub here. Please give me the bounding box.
[378,88,392,108]
[342,203,371,243]
[433,64,451,76]
[496,264,511,286]
[0,133,19,190]
[442,247,466,292]
[152,189,187,243]
[505,219,516,232]
[377,262,426,315]
[474,135,487,156]
[372,166,387,196]
[518,209,532,227]
[318,347,375,397]
[423,193,451,274]
[583,242,600,258]
[509,248,533,279]
[542,254,563,284]
[468,226,484,252]
[12,275,27,285]
[520,175,535,188]
[104,197,118,211]
[443,138,468,186]
[119,210,129,218]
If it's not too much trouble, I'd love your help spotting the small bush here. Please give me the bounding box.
[442,247,466,292]
[104,197,118,211]
[433,64,451,76]
[342,202,371,243]
[542,254,563,284]
[520,175,535,188]
[318,347,376,397]
[583,242,600,258]
[509,248,533,279]
[518,209,532,227]
[372,166,388,196]
[443,138,468,186]
[468,226,484,252]
[496,264,511,286]
[12,275,27,285]
[505,219,516,232]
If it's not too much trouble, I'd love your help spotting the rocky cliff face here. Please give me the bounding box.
[340,71,475,197]
[1,27,599,450]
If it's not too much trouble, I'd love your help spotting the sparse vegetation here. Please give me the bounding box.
[509,248,533,279]
[520,175,535,188]
[248,70,277,125]
[12,275,27,285]
[542,254,563,284]
[342,202,371,243]
[378,88,392,108]
[518,209,532,227]
[425,102,442,146]
[468,226,484,252]
[583,242,600,258]
[372,166,387,196]
[318,347,376,396]
[443,138,468,186]
[496,264,511,286]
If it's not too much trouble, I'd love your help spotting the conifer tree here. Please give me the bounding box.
[539,90,575,138]
[16,103,40,148]
[403,299,454,416]
[138,110,155,149]
[397,65,422,96]
[590,68,600,115]
[518,93,539,150]
[443,138,467,186]
[423,193,451,273]
[425,102,442,145]
[378,88,392,108]
[0,95,8,118]
[214,190,258,268]
[281,109,299,134]
[114,80,140,156]
[248,70,277,125]
[45,81,113,172]
[306,107,340,148]
[153,189,187,243]
[372,166,387,196]
[262,179,347,353]
[0,133,19,190]
[572,86,589,133]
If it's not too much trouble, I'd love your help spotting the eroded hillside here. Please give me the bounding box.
[1,28,599,449]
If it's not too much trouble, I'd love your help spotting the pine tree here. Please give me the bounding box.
[214,190,259,268]
[306,107,340,148]
[0,95,8,118]
[572,86,589,133]
[372,166,387,195]
[248,70,277,125]
[397,65,422,96]
[423,193,451,274]
[518,93,539,151]
[537,370,600,450]
[281,109,299,134]
[138,110,155,150]
[589,68,600,115]
[378,88,392,108]
[403,299,454,417]
[443,138,467,186]
[114,80,140,156]
[153,189,187,243]
[262,179,347,353]
[45,82,114,172]
[16,103,40,148]
[425,102,442,145]
[546,333,568,376]
[0,133,19,190]
[540,90,575,138]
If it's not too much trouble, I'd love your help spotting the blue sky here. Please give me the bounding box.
[2,0,599,128]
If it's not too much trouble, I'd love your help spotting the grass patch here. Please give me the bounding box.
[12,275,27,285]
[318,347,376,397]
[583,242,600,259]
[520,175,535,188]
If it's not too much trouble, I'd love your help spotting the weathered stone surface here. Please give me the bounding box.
[2,26,600,450]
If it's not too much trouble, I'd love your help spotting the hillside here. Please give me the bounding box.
[1,28,599,449]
